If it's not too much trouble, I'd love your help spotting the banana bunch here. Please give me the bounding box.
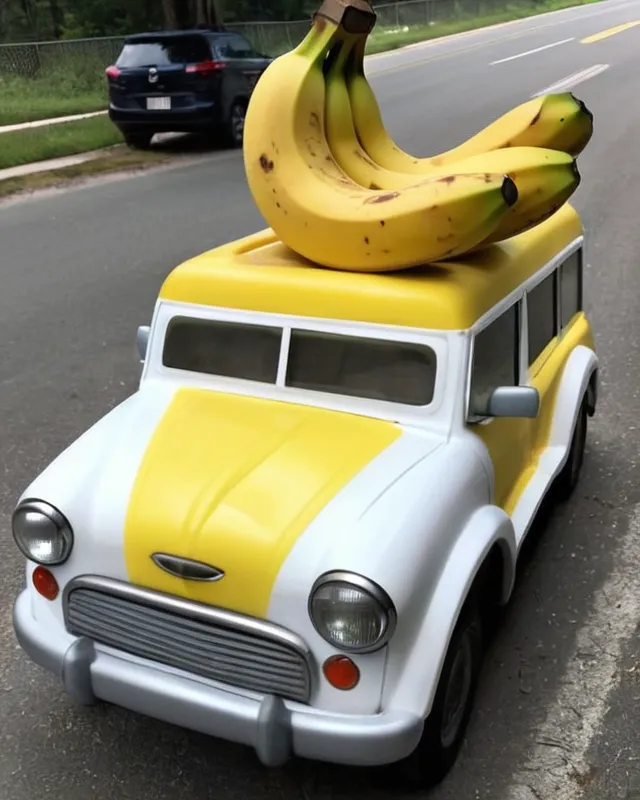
[243,0,592,273]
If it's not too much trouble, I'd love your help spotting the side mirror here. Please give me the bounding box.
[136,325,150,362]
[472,386,540,420]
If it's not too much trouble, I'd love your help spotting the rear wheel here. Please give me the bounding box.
[123,131,154,150]
[225,101,247,148]
[395,600,483,790]
[555,395,588,501]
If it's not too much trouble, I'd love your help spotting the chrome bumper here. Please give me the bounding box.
[13,589,423,768]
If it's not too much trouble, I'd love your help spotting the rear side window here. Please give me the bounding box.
[162,317,282,384]
[527,272,557,366]
[117,36,211,68]
[560,249,582,328]
[215,34,261,59]
[286,330,437,406]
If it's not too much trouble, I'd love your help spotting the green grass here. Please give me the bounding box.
[0,115,123,170]
[365,0,603,53]
[0,56,108,126]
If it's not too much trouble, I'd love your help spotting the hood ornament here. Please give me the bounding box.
[151,553,225,582]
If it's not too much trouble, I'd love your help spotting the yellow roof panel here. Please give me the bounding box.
[159,203,583,331]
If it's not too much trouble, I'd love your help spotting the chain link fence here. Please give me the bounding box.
[0,0,552,79]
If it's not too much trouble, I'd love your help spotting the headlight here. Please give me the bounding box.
[12,499,74,566]
[309,571,397,653]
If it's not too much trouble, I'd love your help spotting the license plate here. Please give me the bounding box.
[147,96,171,110]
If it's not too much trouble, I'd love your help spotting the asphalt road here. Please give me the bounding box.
[2,2,640,798]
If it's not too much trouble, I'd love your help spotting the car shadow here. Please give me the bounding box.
[148,131,240,156]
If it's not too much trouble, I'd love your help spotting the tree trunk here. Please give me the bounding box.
[49,0,63,38]
[162,0,179,28]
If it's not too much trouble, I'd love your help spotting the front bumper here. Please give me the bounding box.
[13,589,423,768]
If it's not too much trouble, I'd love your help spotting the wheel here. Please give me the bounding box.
[123,131,154,150]
[225,101,247,148]
[395,601,484,790]
[555,396,588,501]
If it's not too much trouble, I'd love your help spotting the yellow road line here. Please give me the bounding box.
[580,20,640,44]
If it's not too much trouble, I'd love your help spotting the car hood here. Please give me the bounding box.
[123,387,405,619]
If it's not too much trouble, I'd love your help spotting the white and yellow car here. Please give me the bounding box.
[12,202,597,789]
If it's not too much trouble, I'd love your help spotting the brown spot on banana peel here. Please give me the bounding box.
[260,155,275,173]
[365,192,400,204]
[354,149,379,169]
[529,108,542,126]
[310,112,320,129]
[380,220,386,226]
[364,237,370,244]
[439,176,456,184]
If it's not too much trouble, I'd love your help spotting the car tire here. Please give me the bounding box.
[555,395,588,501]
[394,599,484,790]
[123,132,154,150]
[225,101,247,148]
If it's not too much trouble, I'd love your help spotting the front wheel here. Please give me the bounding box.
[395,601,483,790]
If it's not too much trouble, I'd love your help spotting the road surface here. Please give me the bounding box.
[1,2,640,798]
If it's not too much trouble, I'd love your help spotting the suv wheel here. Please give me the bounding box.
[394,600,483,789]
[123,131,154,150]
[226,101,247,148]
[555,395,588,501]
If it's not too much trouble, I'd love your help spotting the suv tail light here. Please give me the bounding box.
[185,60,227,75]
[105,65,121,79]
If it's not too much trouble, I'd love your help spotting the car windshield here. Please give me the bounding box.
[162,317,437,407]
[117,36,211,68]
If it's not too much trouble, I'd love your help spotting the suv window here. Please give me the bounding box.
[117,35,211,68]
[560,249,582,328]
[215,33,261,59]
[469,304,518,417]
[162,317,281,383]
[286,330,437,406]
[527,272,557,366]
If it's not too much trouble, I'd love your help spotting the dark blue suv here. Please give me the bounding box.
[106,28,273,150]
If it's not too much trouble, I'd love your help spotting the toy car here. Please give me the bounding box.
[11,201,597,789]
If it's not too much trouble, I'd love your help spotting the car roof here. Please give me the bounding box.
[124,29,234,44]
[159,203,583,332]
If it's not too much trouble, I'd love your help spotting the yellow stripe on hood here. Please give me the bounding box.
[124,389,401,619]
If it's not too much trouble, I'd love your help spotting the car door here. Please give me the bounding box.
[467,301,534,514]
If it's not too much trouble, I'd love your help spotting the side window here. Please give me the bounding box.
[216,34,260,59]
[527,272,557,367]
[468,304,518,418]
[560,249,582,329]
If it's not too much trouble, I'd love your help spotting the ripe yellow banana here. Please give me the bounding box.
[243,8,517,273]
[347,37,593,172]
[324,38,580,244]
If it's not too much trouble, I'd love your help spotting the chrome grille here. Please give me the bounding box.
[63,577,311,703]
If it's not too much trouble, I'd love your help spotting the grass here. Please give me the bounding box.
[0,147,171,199]
[0,115,123,170]
[0,55,108,126]
[364,0,603,53]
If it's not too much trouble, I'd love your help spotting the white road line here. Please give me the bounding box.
[532,63,610,97]
[490,37,574,65]
[506,503,640,800]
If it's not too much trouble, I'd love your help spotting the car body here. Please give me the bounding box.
[12,202,597,789]
[106,28,273,149]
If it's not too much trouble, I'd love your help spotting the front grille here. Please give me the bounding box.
[64,579,311,703]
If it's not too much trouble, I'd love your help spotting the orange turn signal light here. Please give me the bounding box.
[322,655,360,691]
[32,566,59,601]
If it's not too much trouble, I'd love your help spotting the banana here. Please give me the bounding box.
[243,8,517,273]
[347,37,593,172]
[324,37,580,244]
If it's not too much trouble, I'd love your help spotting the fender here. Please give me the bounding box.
[385,504,516,719]
[538,343,598,479]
